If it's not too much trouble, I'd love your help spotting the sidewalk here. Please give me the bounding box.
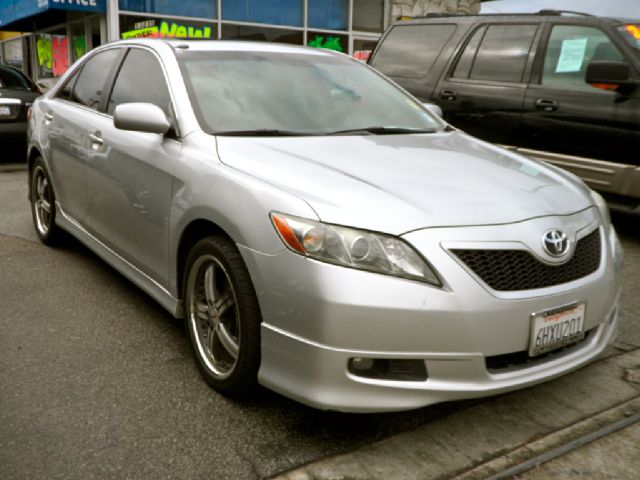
[274,348,640,480]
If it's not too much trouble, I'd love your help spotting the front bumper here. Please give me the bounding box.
[240,210,623,412]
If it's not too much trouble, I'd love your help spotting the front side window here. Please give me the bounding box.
[542,25,625,90]
[56,68,81,101]
[467,24,538,83]
[370,24,456,78]
[106,49,172,117]
[71,49,121,110]
[179,51,444,135]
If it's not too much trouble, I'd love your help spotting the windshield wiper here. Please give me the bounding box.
[215,129,318,136]
[326,126,439,135]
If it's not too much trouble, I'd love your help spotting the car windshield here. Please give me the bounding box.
[618,24,640,50]
[0,66,33,90]
[178,50,444,136]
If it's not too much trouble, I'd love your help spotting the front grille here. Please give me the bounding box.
[451,228,601,291]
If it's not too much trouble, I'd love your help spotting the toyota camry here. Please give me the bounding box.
[27,40,623,412]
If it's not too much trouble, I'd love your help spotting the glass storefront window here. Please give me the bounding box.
[120,15,217,39]
[119,0,217,18]
[352,0,384,32]
[308,0,348,31]
[2,38,24,70]
[36,31,69,79]
[307,31,347,52]
[222,0,303,27]
[69,22,87,63]
[221,24,303,44]
[352,38,378,62]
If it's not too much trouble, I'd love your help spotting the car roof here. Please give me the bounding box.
[109,38,341,57]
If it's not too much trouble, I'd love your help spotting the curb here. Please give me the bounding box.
[272,349,640,480]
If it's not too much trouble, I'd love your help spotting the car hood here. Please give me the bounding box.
[215,131,592,234]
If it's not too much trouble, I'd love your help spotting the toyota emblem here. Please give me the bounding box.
[542,229,569,257]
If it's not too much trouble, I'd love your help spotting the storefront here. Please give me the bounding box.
[1,1,389,83]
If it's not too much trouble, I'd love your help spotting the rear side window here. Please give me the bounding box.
[106,48,172,117]
[71,49,121,110]
[542,25,625,90]
[453,24,538,83]
[371,24,455,78]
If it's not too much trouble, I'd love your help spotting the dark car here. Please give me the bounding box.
[369,10,640,209]
[0,65,41,150]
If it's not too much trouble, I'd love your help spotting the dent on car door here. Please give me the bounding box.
[521,24,638,163]
[44,48,122,223]
[84,47,180,286]
[434,22,540,145]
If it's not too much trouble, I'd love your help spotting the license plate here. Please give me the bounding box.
[529,303,585,357]
[0,106,11,116]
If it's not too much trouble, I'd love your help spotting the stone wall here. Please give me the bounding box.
[390,0,481,23]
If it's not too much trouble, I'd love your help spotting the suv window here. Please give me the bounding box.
[106,48,172,117]
[371,24,456,78]
[542,25,625,89]
[71,49,121,110]
[454,24,537,83]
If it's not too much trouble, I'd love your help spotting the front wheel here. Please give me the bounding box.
[30,158,60,245]
[183,236,262,396]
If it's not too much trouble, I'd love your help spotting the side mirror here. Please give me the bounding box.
[113,103,171,135]
[585,61,638,92]
[423,102,443,118]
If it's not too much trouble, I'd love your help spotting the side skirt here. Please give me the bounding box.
[55,203,184,318]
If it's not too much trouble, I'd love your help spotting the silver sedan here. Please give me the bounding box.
[27,39,623,412]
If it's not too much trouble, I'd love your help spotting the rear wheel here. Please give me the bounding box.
[183,236,261,396]
[30,158,59,245]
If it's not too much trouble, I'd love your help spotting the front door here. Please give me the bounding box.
[84,47,180,285]
[521,24,640,164]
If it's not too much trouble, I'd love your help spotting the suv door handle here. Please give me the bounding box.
[440,89,457,101]
[44,112,53,123]
[536,99,558,112]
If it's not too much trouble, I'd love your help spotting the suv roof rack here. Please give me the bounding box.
[537,10,594,17]
[408,10,594,19]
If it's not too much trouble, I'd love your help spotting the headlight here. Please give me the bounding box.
[590,190,611,227]
[270,212,441,286]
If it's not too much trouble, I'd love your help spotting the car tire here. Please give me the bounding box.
[183,235,262,396]
[30,157,60,245]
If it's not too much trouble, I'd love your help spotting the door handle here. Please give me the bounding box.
[536,98,558,112]
[44,112,53,123]
[440,89,457,101]
[88,132,104,151]
[88,133,103,144]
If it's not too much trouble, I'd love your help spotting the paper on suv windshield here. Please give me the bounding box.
[556,38,588,73]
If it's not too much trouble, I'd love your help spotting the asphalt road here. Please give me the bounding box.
[1,161,639,480]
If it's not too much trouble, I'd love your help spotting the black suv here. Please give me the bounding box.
[369,11,640,209]
[0,65,41,149]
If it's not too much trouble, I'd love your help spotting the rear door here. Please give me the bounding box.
[83,46,181,285]
[434,21,542,145]
[521,22,640,164]
[43,48,122,222]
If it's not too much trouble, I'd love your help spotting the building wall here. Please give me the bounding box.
[390,0,480,22]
